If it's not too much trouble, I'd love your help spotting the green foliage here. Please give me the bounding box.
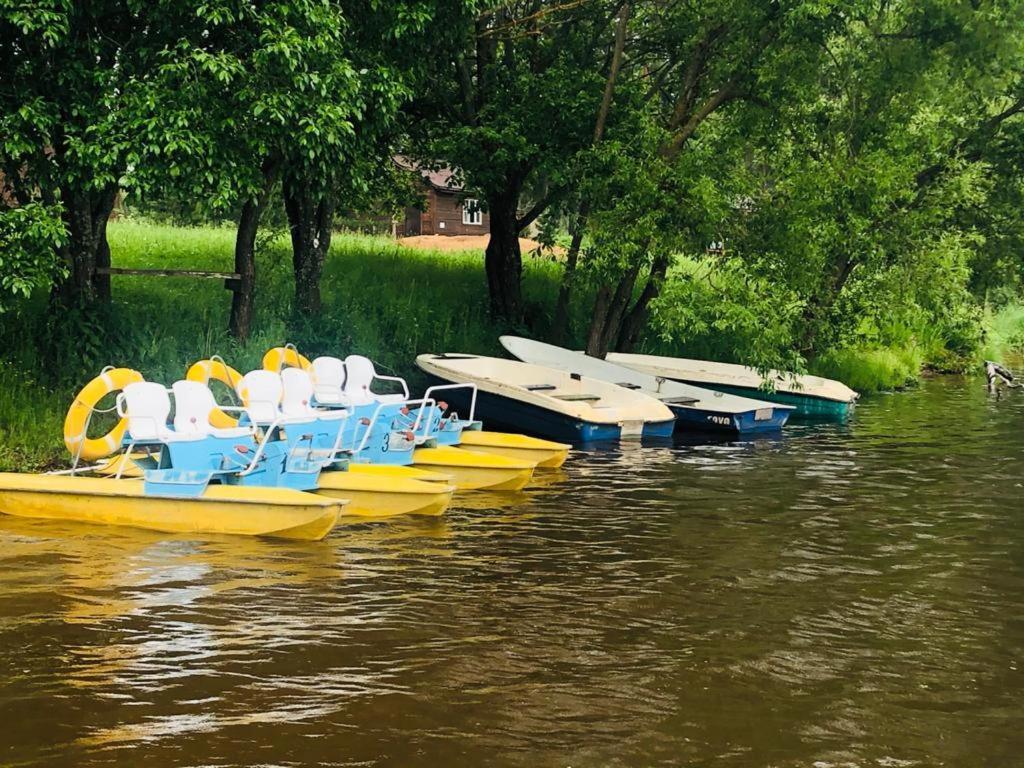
[125,0,367,207]
[411,2,615,220]
[646,256,807,374]
[0,363,67,473]
[0,220,556,469]
[626,0,1024,372]
[0,203,66,311]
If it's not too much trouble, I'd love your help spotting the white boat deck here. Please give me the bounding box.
[416,353,674,426]
[606,352,858,404]
[500,337,792,416]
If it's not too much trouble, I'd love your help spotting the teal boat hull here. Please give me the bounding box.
[669,381,854,421]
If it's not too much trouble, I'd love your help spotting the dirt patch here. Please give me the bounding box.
[398,234,565,258]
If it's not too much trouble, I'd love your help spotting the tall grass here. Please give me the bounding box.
[981,302,1024,361]
[2,220,1015,471]
[810,346,924,392]
[0,221,561,470]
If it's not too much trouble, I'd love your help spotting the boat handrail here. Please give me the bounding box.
[62,367,126,475]
[397,397,437,433]
[283,342,302,368]
[351,401,385,455]
[287,405,356,470]
[422,383,478,427]
[205,353,244,407]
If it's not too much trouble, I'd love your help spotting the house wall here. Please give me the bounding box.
[430,190,488,235]
[400,186,491,237]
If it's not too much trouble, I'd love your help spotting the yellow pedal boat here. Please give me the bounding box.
[457,431,570,468]
[91,457,453,517]
[0,473,343,541]
[412,446,535,491]
[316,471,454,517]
[344,463,453,484]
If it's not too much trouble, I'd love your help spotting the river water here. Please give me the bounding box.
[1,375,1022,767]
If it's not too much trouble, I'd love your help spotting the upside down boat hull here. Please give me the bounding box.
[500,336,794,435]
[316,471,455,517]
[676,382,855,421]
[0,473,342,540]
[667,401,792,433]
[605,352,858,421]
[412,446,535,492]
[457,430,571,468]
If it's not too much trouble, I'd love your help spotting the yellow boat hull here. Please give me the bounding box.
[345,463,453,484]
[316,471,454,517]
[412,446,535,492]
[457,431,571,468]
[0,473,342,541]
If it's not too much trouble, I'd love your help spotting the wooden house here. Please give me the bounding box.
[396,159,489,237]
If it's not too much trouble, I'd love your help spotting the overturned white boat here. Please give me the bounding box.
[606,352,858,420]
[500,336,793,434]
[416,353,676,442]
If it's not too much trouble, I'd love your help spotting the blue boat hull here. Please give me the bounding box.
[644,418,677,438]
[424,376,669,443]
[671,380,853,421]
[669,402,790,434]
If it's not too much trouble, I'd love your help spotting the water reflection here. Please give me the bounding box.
[2,377,1024,766]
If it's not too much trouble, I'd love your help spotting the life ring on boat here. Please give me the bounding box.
[262,347,311,372]
[63,368,144,461]
[185,359,244,428]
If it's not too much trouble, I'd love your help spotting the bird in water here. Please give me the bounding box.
[985,360,1019,398]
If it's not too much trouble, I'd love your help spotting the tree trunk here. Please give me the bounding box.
[551,203,588,343]
[229,162,279,341]
[585,285,613,356]
[283,177,335,316]
[56,185,117,306]
[617,252,670,351]
[585,249,673,357]
[484,185,524,321]
[94,209,113,303]
[552,5,630,343]
[585,262,640,356]
[230,197,262,341]
[799,253,857,356]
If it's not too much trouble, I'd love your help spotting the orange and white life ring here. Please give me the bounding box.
[263,347,311,372]
[63,368,144,461]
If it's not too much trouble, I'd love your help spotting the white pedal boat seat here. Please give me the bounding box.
[171,380,251,439]
[122,382,201,443]
[281,368,347,421]
[343,355,409,405]
[311,356,348,406]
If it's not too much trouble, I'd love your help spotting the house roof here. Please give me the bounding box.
[393,155,463,192]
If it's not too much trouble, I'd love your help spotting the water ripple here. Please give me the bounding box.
[1,376,1024,766]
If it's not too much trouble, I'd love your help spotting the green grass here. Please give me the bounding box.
[981,302,1024,361]
[810,346,924,392]
[0,220,566,471]
[2,220,1015,471]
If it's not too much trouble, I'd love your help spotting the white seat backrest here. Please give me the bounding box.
[343,355,377,405]
[311,356,346,404]
[171,380,218,436]
[238,370,283,424]
[281,368,317,418]
[123,382,171,441]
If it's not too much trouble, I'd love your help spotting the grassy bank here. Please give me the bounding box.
[0,221,577,471]
[2,220,1020,471]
